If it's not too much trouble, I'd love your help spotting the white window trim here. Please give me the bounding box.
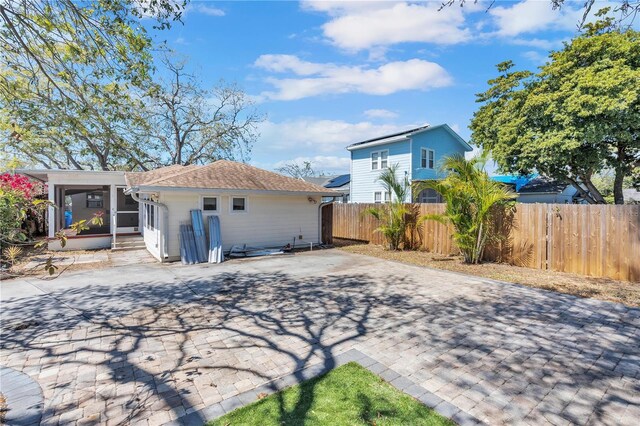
[420,148,435,170]
[371,149,389,171]
[229,195,248,213]
[201,195,220,214]
[374,191,382,203]
[144,202,157,230]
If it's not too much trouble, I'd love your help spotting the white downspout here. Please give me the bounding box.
[126,188,169,261]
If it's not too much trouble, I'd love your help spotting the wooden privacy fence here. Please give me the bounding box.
[332,203,640,282]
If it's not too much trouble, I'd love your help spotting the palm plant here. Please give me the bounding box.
[363,164,411,250]
[416,154,515,264]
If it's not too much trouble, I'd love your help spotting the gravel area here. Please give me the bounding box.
[337,240,640,307]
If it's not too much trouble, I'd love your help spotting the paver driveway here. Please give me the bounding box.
[1,250,639,425]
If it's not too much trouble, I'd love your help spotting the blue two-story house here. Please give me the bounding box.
[347,124,473,203]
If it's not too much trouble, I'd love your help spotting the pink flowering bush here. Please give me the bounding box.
[0,173,40,243]
[0,173,35,199]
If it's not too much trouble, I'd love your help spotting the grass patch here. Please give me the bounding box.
[208,362,454,426]
[336,241,640,307]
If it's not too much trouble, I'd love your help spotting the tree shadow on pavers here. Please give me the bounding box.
[0,270,419,425]
[2,268,639,425]
[368,277,640,425]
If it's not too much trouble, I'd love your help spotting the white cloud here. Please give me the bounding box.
[489,0,594,37]
[186,3,225,17]
[257,119,418,153]
[364,109,398,119]
[254,54,326,76]
[273,156,351,173]
[522,50,548,65]
[301,1,397,17]
[305,1,471,51]
[254,55,452,101]
[303,1,624,54]
[509,37,564,50]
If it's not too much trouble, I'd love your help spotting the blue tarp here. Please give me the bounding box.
[179,224,198,265]
[208,215,224,263]
[190,210,208,263]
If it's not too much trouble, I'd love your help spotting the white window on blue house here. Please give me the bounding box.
[421,148,435,169]
[374,191,391,203]
[371,150,388,170]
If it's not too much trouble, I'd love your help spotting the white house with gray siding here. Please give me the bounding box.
[17,161,336,261]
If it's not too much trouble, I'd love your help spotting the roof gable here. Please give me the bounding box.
[125,164,198,187]
[346,123,472,152]
[127,160,337,194]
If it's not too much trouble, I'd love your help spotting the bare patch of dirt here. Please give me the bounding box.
[336,239,640,308]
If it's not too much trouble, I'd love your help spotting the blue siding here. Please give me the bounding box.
[411,127,468,181]
[348,125,471,203]
[350,139,411,203]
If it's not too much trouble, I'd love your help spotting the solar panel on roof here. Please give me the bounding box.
[325,174,350,188]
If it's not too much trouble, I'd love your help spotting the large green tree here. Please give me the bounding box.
[471,14,640,204]
[0,0,185,170]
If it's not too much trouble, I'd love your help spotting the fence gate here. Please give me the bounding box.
[321,203,333,245]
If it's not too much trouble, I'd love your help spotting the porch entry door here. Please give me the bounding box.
[115,186,140,233]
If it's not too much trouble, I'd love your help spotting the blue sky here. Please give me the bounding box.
[144,0,620,174]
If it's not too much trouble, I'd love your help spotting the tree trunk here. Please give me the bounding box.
[613,167,625,204]
[613,143,627,205]
[583,179,607,204]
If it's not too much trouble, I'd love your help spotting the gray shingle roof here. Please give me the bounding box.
[518,177,568,194]
[126,160,337,194]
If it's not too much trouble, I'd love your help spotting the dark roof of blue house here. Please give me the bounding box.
[325,174,350,188]
[346,123,472,151]
[518,176,568,194]
[347,125,430,148]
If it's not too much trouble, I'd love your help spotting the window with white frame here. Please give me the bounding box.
[202,196,218,213]
[144,203,156,230]
[231,196,247,212]
[371,150,388,170]
[421,148,435,169]
[416,188,441,203]
[374,191,391,203]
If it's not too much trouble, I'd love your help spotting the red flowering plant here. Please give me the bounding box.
[0,173,45,245]
[1,173,104,276]
[0,173,35,199]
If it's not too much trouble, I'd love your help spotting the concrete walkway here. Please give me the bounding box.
[1,250,638,425]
